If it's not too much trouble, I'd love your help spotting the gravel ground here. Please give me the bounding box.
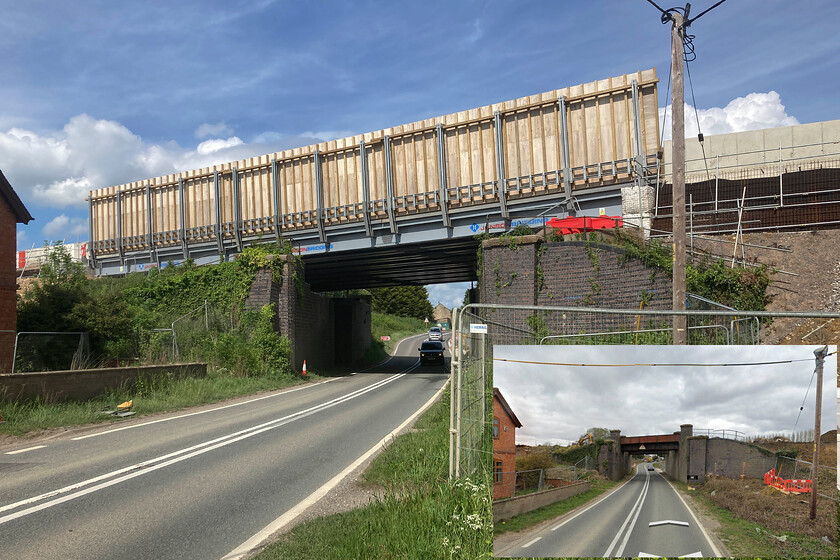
[692,229,840,345]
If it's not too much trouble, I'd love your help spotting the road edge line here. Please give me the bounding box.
[220,376,451,560]
[664,477,723,557]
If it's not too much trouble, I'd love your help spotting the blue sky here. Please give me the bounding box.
[3,0,839,307]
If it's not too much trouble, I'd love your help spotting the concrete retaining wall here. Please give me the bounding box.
[687,436,778,483]
[493,480,590,523]
[0,362,207,402]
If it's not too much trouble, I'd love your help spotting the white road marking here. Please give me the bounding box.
[5,445,47,455]
[220,376,449,560]
[521,537,542,549]
[649,519,690,527]
[604,467,651,557]
[549,469,637,532]
[638,552,702,558]
[664,477,722,557]
[0,372,413,524]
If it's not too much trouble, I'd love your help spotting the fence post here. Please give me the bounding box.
[538,469,544,492]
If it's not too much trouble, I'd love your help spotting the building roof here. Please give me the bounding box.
[433,303,451,321]
[0,169,33,224]
[493,388,522,428]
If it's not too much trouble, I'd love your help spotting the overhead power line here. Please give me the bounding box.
[493,357,814,368]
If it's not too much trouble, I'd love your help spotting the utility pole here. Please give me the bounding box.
[809,345,827,520]
[670,9,687,344]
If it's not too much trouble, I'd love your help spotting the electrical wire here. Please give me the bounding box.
[492,357,814,368]
[791,363,818,436]
[685,60,712,181]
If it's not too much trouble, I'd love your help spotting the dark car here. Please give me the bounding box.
[647,466,655,471]
[419,340,445,365]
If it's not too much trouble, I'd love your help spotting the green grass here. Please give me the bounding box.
[255,386,495,560]
[0,368,309,437]
[493,474,617,535]
[364,313,428,363]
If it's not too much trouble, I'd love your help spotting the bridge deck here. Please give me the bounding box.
[87,69,660,279]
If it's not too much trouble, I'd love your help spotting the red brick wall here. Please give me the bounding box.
[0,200,16,373]
[493,395,519,500]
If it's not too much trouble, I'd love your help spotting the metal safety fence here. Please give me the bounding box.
[449,303,840,481]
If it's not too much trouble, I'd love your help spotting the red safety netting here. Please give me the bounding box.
[546,216,623,234]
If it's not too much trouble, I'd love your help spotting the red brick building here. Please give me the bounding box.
[0,170,33,372]
[493,387,522,500]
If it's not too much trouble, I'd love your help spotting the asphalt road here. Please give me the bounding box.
[0,333,448,560]
[495,464,722,558]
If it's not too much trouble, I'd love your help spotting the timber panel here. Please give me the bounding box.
[90,69,659,256]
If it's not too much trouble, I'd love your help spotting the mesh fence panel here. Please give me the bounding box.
[12,332,90,373]
[450,304,839,481]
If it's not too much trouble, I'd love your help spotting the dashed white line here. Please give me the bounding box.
[521,536,542,549]
[5,445,46,455]
[0,372,411,525]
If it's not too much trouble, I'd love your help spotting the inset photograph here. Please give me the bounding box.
[492,345,837,558]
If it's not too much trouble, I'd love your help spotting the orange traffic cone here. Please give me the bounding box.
[302,360,307,377]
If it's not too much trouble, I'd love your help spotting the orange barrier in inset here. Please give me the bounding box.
[764,468,811,494]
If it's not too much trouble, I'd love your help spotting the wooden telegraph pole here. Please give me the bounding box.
[810,345,827,520]
[670,10,687,344]
[649,1,729,343]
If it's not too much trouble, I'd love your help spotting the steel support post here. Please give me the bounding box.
[383,135,398,234]
[558,96,574,214]
[493,110,509,221]
[359,141,373,237]
[271,159,281,242]
[232,167,242,251]
[631,80,645,178]
[436,123,451,228]
[213,170,223,256]
[116,191,124,266]
[314,150,327,243]
[145,184,155,263]
[178,177,188,259]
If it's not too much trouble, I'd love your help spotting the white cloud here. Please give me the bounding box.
[426,282,472,309]
[0,115,342,209]
[660,91,799,141]
[195,121,233,139]
[196,136,243,154]
[42,214,89,240]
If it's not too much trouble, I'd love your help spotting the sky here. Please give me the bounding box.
[494,345,837,446]
[2,0,839,307]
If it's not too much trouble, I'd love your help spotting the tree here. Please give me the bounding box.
[369,286,434,320]
[580,427,611,441]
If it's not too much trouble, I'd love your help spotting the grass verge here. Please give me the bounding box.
[493,474,618,536]
[364,313,428,364]
[674,478,837,557]
[255,385,494,560]
[0,368,308,437]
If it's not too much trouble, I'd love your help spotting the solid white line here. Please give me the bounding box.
[550,467,637,532]
[664,477,722,557]
[71,379,336,441]
[5,445,47,455]
[0,373,408,524]
[521,537,542,549]
[220,377,450,560]
[604,467,650,557]
[649,519,689,527]
[614,469,651,557]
